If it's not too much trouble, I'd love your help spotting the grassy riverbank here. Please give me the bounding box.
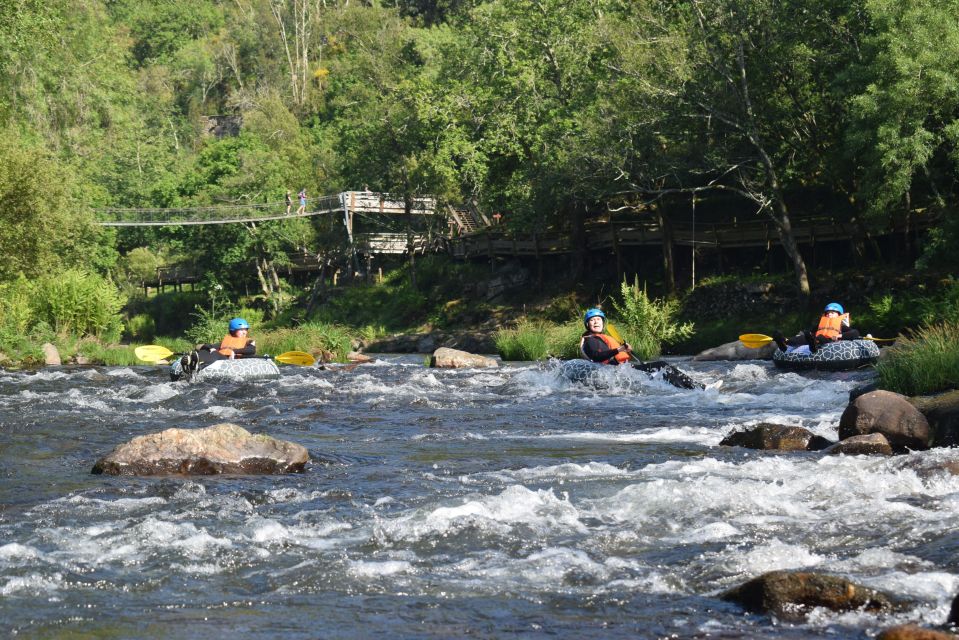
[4,260,959,387]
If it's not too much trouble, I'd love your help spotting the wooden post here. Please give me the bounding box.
[533,231,542,286]
[612,224,622,279]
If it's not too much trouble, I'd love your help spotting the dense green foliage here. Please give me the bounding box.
[611,278,694,360]
[3,0,959,360]
[876,323,959,396]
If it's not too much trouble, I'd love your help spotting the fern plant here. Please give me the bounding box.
[610,277,694,360]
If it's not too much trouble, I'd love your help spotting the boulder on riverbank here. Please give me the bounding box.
[719,423,832,451]
[92,423,308,476]
[693,340,775,361]
[430,347,498,369]
[721,570,900,621]
[839,391,931,452]
[910,390,959,448]
[42,343,61,366]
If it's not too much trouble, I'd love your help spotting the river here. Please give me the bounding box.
[1,357,957,638]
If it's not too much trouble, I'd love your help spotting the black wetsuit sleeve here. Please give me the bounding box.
[233,340,256,357]
[199,343,217,351]
[840,327,860,340]
[581,335,620,364]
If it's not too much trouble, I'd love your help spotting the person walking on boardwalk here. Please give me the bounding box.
[296,189,307,215]
[285,190,293,215]
[579,308,702,390]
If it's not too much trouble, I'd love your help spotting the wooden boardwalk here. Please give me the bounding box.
[450,213,933,258]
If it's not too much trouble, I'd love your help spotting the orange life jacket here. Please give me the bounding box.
[581,332,630,364]
[815,313,850,341]
[218,333,250,358]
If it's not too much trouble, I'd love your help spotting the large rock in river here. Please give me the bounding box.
[839,390,931,452]
[92,423,308,475]
[430,347,498,369]
[693,340,775,361]
[721,570,899,621]
[720,423,832,451]
[910,390,959,448]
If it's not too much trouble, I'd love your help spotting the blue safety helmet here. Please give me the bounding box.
[228,317,250,332]
[583,308,606,328]
[824,302,844,315]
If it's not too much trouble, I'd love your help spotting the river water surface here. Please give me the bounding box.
[2,357,958,638]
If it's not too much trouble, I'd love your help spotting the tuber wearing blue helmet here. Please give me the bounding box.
[583,308,606,328]
[824,303,844,315]
[228,317,250,333]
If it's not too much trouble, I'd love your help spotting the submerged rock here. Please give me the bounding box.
[839,390,931,452]
[92,423,308,476]
[693,340,775,361]
[824,433,893,456]
[878,625,958,640]
[721,570,899,621]
[430,347,498,369]
[719,423,832,451]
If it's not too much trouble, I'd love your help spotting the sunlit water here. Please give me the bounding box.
[2,357,958,638]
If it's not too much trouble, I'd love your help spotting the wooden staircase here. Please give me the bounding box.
[447,200,490,235]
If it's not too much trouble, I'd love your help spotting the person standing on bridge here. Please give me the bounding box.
[285,190,293,215]
[296,189,307,215]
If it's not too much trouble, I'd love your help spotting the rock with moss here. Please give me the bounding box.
[720,423,832,451]
[721,570,901,621]
[92,423,308,476]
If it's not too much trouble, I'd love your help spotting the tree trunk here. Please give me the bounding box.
[569,202,588,281]
[657,206,676,297]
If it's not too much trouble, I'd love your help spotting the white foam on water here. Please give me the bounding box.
[0,543,40,562]
[478,461,632,484]
[534,426,720,445]
[374,485,586,544]
[348,559,414,577]
[1,572,64,596]
[202,405,242,419]
[277,374,335,390]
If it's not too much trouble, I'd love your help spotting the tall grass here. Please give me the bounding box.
[257,323,353,362]
[495,320,581,361]
[876,322,959,396]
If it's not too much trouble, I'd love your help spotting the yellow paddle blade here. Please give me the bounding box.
[739,334,774,349]
[135,345,175,363]
[864,336,896,343]
[605,321,625,344]
[273,351,316,366]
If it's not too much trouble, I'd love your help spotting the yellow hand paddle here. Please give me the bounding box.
[273,351,316,366]
[135,345,175,362]
[738,334,775,349]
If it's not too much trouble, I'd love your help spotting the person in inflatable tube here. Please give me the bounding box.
[181,317,257,373]
[772,302,862,354]
[579,308,701,389]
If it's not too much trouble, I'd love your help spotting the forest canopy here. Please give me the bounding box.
[1,0,957,305]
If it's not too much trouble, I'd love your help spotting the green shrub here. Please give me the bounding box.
[125,313,156,341]
[76,341,141,366]
[29,269,126,341]
[258,323,353,362]
[876,322,959,396]
[611,277,694,360]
